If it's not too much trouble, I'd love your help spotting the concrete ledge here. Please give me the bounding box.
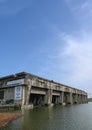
[21,104,33,109]
[0,104,21,111]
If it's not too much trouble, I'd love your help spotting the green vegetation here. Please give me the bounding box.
[88,98,92,102]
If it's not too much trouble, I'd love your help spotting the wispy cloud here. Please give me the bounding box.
[41,30,92,97]
[60,32,92,84]
[53,1,92,94]
[39,0,92,97]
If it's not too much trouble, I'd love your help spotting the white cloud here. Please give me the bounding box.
[42,30,92,97]
[35,0,92,98]
[42,32,92,97]
[39,30,92,94]
[61,32,92,83]
[49,1,91,97]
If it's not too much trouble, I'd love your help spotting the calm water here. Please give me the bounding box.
[3,102,92,130]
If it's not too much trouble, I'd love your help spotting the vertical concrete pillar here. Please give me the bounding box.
[25,79,32,105]
[69,92,73,104]
[75,94,78,103]
[22,86,26,106]
[44,89,52,105]
[66,92,73,104]
[82,95,85,103]
[84,95,86,103]
[73,94,77,104]
[59,93,62,104]
[60,91,65,105]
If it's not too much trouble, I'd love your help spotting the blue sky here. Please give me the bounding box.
[0,0,92,97]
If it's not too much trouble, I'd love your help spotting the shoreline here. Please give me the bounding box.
[0,113,22,128]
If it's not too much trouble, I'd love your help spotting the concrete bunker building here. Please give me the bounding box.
[0,72,88,108]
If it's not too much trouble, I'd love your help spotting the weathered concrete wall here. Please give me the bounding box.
[0,72,88,108]
[23,74,88,107]
[4,88,14,100]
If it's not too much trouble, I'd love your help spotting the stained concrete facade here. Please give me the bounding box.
[0,72,88,108]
